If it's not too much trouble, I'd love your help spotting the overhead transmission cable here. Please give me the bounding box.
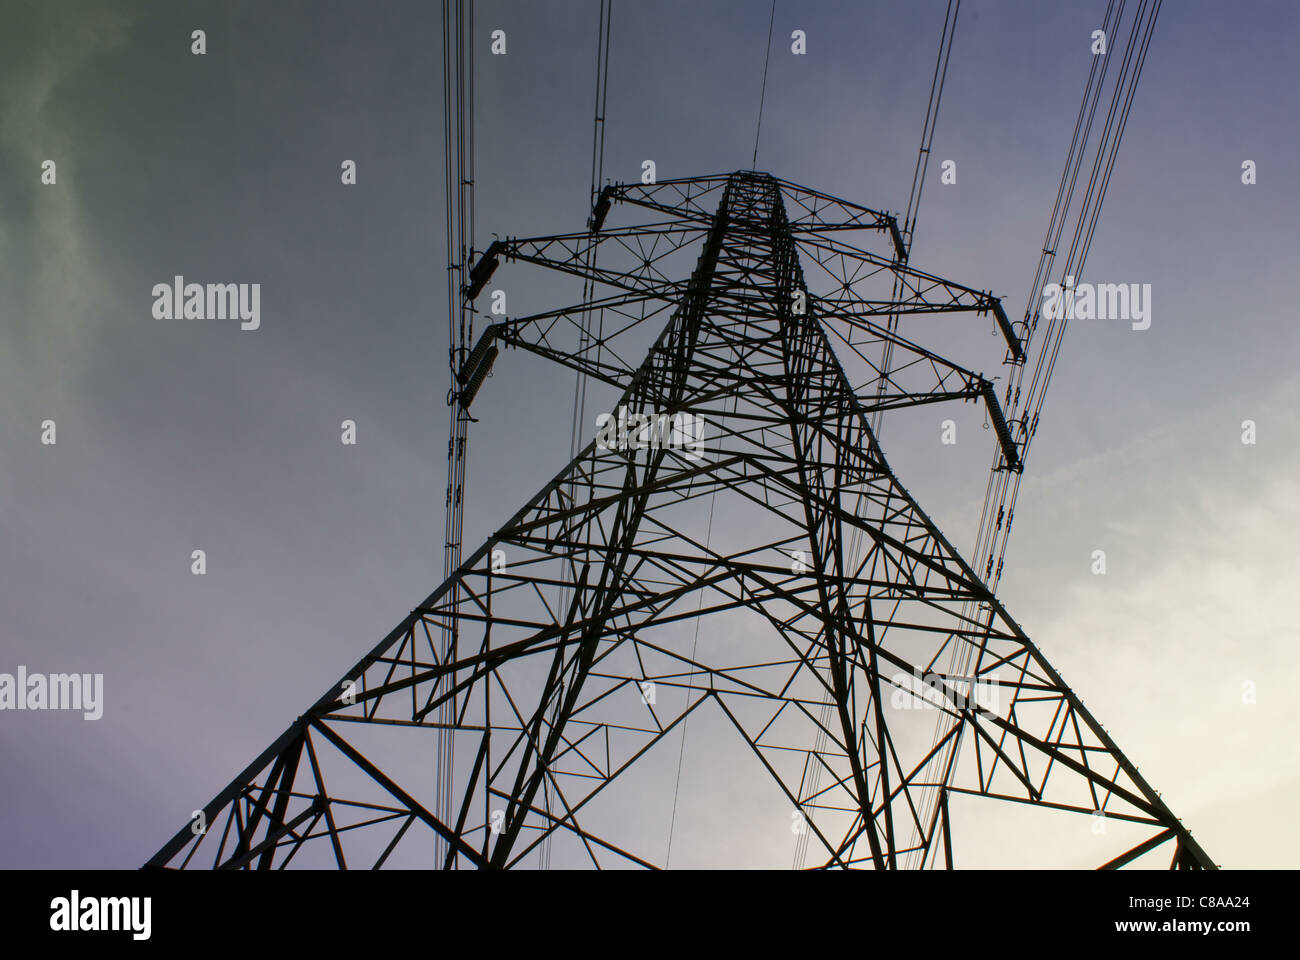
[909,0,1162,869]
[439,0,476,869]
[869,0,960,440]
[547,0,616,872]
[752,0,778,169]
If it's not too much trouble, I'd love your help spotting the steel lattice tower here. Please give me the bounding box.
[147,172,1213,870]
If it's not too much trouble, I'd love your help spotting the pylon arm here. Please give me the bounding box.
[473,226,708,302]
[859,380,984,413]
[494,322,633,391]
[820,308,996,409]
[798,237,1025,361]
[466,287,681,391]
[603,173,901,236]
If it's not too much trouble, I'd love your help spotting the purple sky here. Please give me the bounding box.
[2,0,1297,868]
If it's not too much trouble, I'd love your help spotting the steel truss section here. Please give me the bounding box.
[147,172,1211,870]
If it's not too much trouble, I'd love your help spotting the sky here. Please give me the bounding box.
[1,0,1297,868]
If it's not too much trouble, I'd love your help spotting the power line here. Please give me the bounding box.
[910,0,1164,868]
[550,0,617,872]
[752,0,778,170]
[438,0,476,869]
[870,0,961,441]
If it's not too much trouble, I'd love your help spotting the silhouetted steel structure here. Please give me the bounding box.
[147,172,1213,869]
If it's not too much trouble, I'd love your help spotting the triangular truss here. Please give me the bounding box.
[147,172,1212,869]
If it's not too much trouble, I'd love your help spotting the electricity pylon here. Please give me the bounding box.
[147,171,1213,869]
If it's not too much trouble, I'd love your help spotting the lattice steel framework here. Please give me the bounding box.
[147,172,1213,870]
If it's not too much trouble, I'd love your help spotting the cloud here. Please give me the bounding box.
[0,3,136,373]
[1000,375,1300,866]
